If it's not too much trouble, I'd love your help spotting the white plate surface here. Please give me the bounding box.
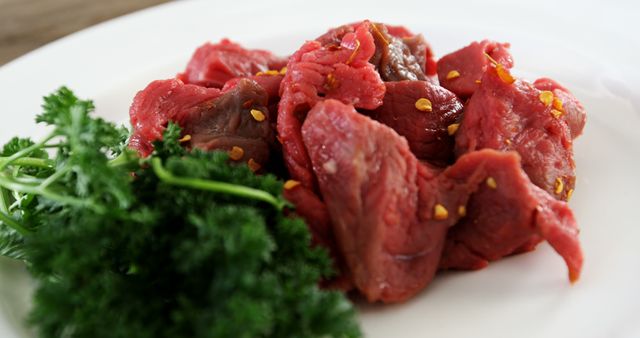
[1,1,640,337]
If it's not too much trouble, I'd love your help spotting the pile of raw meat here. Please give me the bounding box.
[129,21,586,303]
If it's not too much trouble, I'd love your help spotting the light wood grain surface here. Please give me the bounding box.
[0,0,172,65]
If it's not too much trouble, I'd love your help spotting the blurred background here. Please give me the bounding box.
[0,0,171,65]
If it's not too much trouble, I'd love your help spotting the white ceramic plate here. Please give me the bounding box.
[1,0,640,337]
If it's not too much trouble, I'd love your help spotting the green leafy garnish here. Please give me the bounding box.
[0,87,361,338]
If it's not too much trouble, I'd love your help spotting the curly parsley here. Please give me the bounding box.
[0,87,361,338]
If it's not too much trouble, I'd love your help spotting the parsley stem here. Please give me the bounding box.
[151,157,284,210]
[0,210,31,236]
[39,166,69,189]
[108,150,138,168]
[0,173,102,213]
[0,157,55,169]
[0,133,56,171]
[42,143,68,149]
[9,176,42,185]
[0,187,10,214]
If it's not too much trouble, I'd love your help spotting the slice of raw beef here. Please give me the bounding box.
[278,20,385,190]
[129,79,221,156]
[439,150,583,283]
[129,78,274,168]
[317,21,436,80]
[534,77,587,139]
[301,99,583,302]
[367,80,463,165]
[178,39,287,88]
[302,99,465,302]
[437,40,513,98]
[455,66,576,201]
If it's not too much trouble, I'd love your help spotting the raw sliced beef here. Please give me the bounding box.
[222,73,283,105]
[383,24,414,38]
[302,99,467,302]
[278,20,385,190]
[437,40,513,98]
[368,23,427,81]
[302,99,583,302]
[283,185,353,291]
[367,80,463,164]
[129,79,222,156]
[439,150,583,283]
[129,21,587,305]
[383,23,437,76]
[179,78,275,168]
[178,39,287,88]
[129,78,274,168]
[534,78,587,139]
[403,34,437,77]
[317,21,436,80]
[455,66,576,201]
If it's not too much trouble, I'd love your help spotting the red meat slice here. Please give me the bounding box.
[302,99,582,302]
[534,78,587,139]
[302,99,467,303]
[129,78,274,168]
[278,20,385,190]
[179,78,274,168]
[404,34,437,77]
[178,39,287,88]
[129,79,221,156]
[315,24,355,46]
[317,22,436,79]
[439,150,583,283]
[368,23,427,81]
[437,40,513,98]
[367,80,463,164]
[381,23,437,76]
[455,67,576,201]
[384,24,414,38]
[283,185,353,291]
[222,73,283,105]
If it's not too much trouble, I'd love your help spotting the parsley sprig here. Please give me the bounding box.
[0,87,361,338]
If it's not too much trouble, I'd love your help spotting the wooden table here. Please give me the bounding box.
[0,0,171,65]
